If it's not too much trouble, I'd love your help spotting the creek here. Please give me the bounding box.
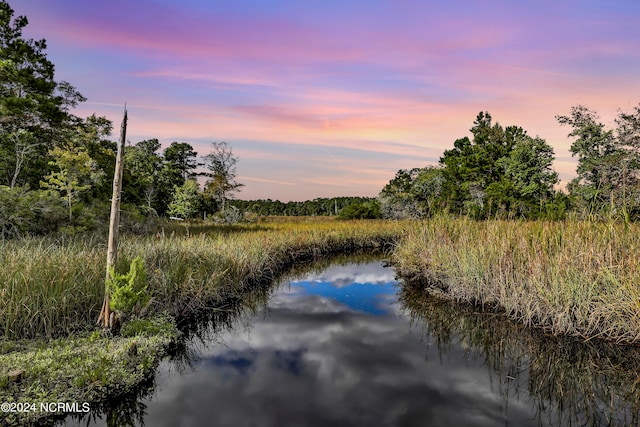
[61,256,640,426]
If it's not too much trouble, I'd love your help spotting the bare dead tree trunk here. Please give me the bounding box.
[98,107,127,329]
[10,131,39,189]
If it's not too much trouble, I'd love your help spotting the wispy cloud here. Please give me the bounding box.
[12,0,640,200]
[240,176,297,187]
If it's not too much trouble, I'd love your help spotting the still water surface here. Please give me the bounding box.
[64,258,640,426]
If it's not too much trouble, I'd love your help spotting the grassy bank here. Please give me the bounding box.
[393,216,640,344]
[0,316,176,426]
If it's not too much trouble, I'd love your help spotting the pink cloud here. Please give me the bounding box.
[240,176,297,187]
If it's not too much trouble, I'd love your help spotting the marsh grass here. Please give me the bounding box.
[394,216,640,343]
[0,236,106,339]
[4,216,640,344]
[0,219,402,340]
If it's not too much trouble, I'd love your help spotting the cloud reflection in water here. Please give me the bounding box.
[139,261,543,427]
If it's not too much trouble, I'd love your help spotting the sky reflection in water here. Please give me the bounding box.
[132,261,545,427]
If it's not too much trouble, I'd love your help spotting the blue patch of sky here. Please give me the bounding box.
[273,349,306,376]
[204,348,307,378]
[291,280,397,316]
[573,0,640,15]
[146,67,308,107]
[206,350,255,374]
[313,63,469,105]
[208,0,387,20]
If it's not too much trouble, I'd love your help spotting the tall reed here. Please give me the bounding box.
[0,236,105,339]
[393,216,640,343]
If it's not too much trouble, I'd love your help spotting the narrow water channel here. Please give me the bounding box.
[62,257,640,426]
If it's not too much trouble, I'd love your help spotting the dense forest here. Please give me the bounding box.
[2,0,640,240]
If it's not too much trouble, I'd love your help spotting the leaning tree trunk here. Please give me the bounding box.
[98,107,127,329]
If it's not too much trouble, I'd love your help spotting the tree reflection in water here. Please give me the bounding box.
[399,280,640,427]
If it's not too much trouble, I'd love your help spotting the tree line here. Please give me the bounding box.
[378,107,640,221]
[229,197,378,218]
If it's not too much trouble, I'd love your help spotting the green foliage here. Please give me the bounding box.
[379,169,422,219]
[158,142,198,215]
[0,2,119,236]
[222,205,243,223]
[107,257,150,314]
[209,205,244,224]
[0,1,85,189]
[120,315,175,338]
[202,141,243,213]
[230,196,373,216]
[65,114,115,201]
[439,112,524,216]
[0,185,66,239]
[122,140,200,217]
[543,193,570,220]
[124,138,162,213]
[379,167,445,219]
[0,330,175,425]
[378,111,561,220]
[338,200,381,219]
[502,136,558,198]
[557,104,640,220]
[120,203,159,235]
[437,112,559,219]
[40,146,105,221]
[167,179,202,219]
[163,141,198,181]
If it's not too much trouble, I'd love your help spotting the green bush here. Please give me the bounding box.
[107,257,150,314]
[338,201,381,219]
[0,186,66,239]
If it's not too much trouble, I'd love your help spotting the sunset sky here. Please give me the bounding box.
[12,0,640,201]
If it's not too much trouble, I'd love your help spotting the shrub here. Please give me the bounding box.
[338,201,381,219]
[0,186,66,239]
[107,257,150,315]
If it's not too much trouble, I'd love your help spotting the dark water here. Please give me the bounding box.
[63,258,640,427]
